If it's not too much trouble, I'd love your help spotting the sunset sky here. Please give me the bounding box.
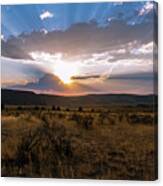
[1,1,158,95]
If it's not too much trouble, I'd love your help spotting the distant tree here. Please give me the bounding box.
[56,106,61,111]
[78,106,83,112]
[119,114,123,122]
[34,106,39,110]
[41,106,45,110]
[66,108,70,112]
[1,104,5,110]
[83,116,93,129]
[91,108,94,112]
[52,106,56,110]
[17,106,22,110]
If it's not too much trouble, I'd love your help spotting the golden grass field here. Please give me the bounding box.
[1,105,157,180]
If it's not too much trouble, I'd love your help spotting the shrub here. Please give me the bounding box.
[34,106,39,110]
[56,106,61,111]
[119,114,123,122]
[17,106,23,110]
[52,106,56,110]
[1,104,5,110]
[129,114,153,125]
[83,116,94,129]
[78,106,83,112]
[91,108,95,112]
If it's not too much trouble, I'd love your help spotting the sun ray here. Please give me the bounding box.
[53,60,79,84]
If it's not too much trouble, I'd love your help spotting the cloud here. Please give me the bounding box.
[40,28,48,34]
[135,42,153,54]
[1,40,32,59]
[10,73,97,95]
[1,56,44,87]
[107,41,154,63]
[2,13,156,95]
[1,20,154,60]
[12,73,64,91]
[40,11,54,20]
[1,34,4,40]
[139,2,154,16]
[71,75,101,80]
[108,72,154,80]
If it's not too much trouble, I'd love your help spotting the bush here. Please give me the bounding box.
[52,106,56,110]
[78,106,83,112]
[83,116,94,129]
[129,114,153,125]
[56,106,61,111]
[1,104,5,110]
[34,106,39,110]
[17,106,23,110]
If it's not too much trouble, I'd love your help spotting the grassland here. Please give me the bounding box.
[1,105,157,180]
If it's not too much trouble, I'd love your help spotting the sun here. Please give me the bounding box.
[53,61,78,84]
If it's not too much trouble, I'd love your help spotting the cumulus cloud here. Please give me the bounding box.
[40,28,48,34]
[107,41,154,63]
[1,20,154,60]
[1,56,44,87]
[10,73,97,95]
[1,34,4,40]
[12,73,64,91]
[40,11,54,20]
[130,42,153,55]
[139,1,154,16]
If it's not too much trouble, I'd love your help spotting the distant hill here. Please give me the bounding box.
[1,89,157,107]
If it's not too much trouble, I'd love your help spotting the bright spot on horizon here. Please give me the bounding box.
[53,60,79,84]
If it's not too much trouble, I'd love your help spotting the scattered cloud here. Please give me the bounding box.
[40,10,54,20]
[107,17,116,22]
[139,2,154,16]
[1,34,4,40]
[130,42,153,55]
[40,28,48,34]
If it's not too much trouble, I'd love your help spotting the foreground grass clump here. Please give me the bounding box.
[1,106,157,180]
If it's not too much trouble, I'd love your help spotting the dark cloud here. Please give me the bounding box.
[2,20,154,60]
[10,73,97,93]
[11,73,65,91]
[71,75,100,80]
[108,51,153,63]
[108,72,155,80]
[1,40,32,59]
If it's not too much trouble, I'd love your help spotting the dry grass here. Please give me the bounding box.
[1,106,157,180]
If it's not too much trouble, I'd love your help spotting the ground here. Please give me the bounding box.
[1,105,157,180]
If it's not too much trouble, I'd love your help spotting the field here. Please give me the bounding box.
[1,105,157,180]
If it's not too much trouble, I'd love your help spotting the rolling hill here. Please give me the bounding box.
[1,89,157,107]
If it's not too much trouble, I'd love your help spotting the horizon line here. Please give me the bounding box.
[2,88,158,97]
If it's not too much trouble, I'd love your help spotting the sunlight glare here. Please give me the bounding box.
[54,61,78,84]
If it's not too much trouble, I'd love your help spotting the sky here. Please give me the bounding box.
[1,1,158,95]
